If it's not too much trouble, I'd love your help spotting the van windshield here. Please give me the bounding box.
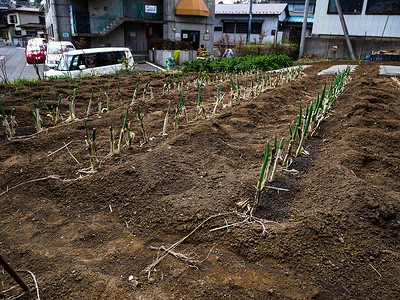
[57,54,73,71]
[48,44,75,55]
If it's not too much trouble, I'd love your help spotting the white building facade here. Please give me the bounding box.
[312,0,400,38]
[214,4,288,44]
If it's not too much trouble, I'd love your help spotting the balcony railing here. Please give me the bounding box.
[73,0,163,35]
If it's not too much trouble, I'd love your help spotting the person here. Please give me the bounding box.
[197,44,207,57]
[223,47,234,58]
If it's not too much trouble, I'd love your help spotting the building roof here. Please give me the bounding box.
[216,3,287,15]
[175,0,210,17]
[7,6,42,13]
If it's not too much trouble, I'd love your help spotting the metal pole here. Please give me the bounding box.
[298,0,310,59]
[334,0,356,60]
[246,0,253,45]
[0,254,30,294]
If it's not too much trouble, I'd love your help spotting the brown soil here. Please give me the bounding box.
[1,61,399,300]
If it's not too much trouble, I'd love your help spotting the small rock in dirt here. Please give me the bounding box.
[196,213,203,220]
[148,277,155,284]
[338,237,344,243]
[268,289,275,295]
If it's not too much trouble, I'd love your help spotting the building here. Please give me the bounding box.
[305,0,400,58]
[214,3,288,44]
[0,1,44,46]
[44,0,215,53]
[279,0,315,42]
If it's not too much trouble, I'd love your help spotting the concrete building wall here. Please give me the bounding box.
[19,12,41,25]
[313,0,400,38]
[163,0,215,52]
[304,37,400,59]
[91,24,124,47]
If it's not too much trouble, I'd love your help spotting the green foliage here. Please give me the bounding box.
[182,54,292,74]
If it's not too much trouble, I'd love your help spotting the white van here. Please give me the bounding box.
[44,47,134,78]
[45,41,75,70]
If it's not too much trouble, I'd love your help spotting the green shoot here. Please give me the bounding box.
[254,141,271,213]
[84,118,99,170]
[197,82,206,119]
[28,100,41,132]
[174,96,183,130]
[296,101,313,157]
[86,89,93,117]
[105,92,110,112]
[162,101,171,136]
[137,104,148,143]
[131,73,141,104]
[179,89,188,122]
[269,138,284,182]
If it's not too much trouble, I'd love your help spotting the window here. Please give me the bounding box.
[14,30,21,36]
[366,0,400,14]
[288,4,314,13]
[214,26,222,32]
[223,22,235,33]
[328,0,364,14]
[97,51,125,67]
[9,15,17,23]
[236,22,248,33]
[27,31,36,37]
[251,22,262,34]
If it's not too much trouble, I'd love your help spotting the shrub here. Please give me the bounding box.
[182,54,293,73]
[150,38,173,50]
[234,43,299,60]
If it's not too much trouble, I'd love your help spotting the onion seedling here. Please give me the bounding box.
[121,107,134,148]
[40,94,56,125]
[86,89,94,117]
[162,101,171,136]
[254,141,271,213]
[0,101,14,137]
[131,73,141,104]
[67,88,77,122]
[105,92,110,112]
[137,104,148,143]
[269,137,284,182]
[265,134,277,181]
[179,89,188,122]
[28,99,41,132]
[84,118,99,170]
[196,82,206,119]
[173,96,183,130]
[283,123,298,166]
[295,101,313,157]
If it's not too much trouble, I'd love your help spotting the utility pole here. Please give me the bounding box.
[334,0,356,60]
[298,0,310,59]
[246,0,253,45]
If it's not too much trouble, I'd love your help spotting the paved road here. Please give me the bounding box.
[0,46,160,82]
[0,46,44,82]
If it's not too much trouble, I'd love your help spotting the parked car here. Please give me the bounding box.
[45,41,76,70]
[25,43,46,64]
[44,47,135,78]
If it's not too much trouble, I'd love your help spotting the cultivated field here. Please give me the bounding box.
[1,60,399,299]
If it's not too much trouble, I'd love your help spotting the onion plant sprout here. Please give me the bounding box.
[28,99,41,133]
[84,118,99,171]
[162,101,171,136]
[137,104,148,144]
[0,101,15,137]
[131,73,141,104]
